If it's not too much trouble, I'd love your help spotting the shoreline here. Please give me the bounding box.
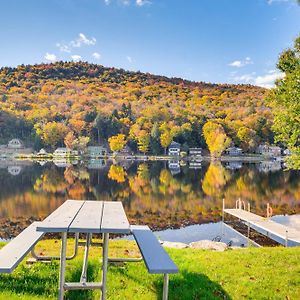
[1,153,280,163]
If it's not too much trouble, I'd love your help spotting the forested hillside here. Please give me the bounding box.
[0,62,271,154]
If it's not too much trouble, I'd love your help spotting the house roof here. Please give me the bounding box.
[169,141,181,148]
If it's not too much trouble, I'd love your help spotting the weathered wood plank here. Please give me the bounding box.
[69,201,103,233]
[131,225,178,274]
[0,222,44,273]
[101,201,130,234]
[37,200,85,232]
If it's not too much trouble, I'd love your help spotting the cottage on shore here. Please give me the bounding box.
[87,146,107,157]
[53,148,78,157]
[189,147,202,156]
[0,138,32,156]
[8,139,24,149]
[257,145,281,157]
[225,147,243,156]
[168,141,181,156]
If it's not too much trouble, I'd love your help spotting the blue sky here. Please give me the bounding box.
[0,0,299,87]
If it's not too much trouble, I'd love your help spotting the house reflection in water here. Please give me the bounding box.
[87,159,107,170]
[225,161,243,170]
[258,161,282,173]
[7,165,22,176]
[168,160,181,175]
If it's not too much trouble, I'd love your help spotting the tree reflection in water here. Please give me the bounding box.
[0,160,300,237]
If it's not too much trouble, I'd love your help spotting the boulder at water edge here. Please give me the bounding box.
[189,240,228,252]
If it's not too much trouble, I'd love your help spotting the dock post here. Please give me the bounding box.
[222,198,225,223]
[285,230,288,247]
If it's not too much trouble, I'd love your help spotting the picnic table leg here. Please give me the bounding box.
[80,233,92,283]
[162,274,169,300]
[101,233,109,300]
[59,232,67,300]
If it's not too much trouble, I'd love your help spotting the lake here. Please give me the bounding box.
[0,159,300,245]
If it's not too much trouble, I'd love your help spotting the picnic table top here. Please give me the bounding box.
[36,200,130,234]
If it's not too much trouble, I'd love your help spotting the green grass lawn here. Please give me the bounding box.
[0,239,299,300]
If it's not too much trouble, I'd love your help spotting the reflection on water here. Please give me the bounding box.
[0,159,300,238]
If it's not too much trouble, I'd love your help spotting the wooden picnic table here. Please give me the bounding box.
[36,199,130,300]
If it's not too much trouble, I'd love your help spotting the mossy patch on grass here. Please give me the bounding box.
[0,239,299,299]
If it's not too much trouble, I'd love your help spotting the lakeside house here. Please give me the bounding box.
[53,148,79,157]
[189,147,202,156]
[225,147,243,156]
[118,145,134,156]
[37,148,49,157]
[168,141,181,156]
[257,145,282,157]
[8,139,24,149]
[87,146,107,157]
[283,149,292,156]
[0,138,32,156]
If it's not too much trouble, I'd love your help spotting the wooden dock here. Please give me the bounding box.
[224,208,300,245]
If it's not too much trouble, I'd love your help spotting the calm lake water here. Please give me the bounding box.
[0,159,300,245]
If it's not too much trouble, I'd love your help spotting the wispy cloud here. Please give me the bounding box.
[228,57,253,68]
[267,0,289,5]
[104,0,151,6]
[71,55,82,62]
[71,33,96,47]
[56,33,96,53]
[136,0,151,6]
[126,56,133,63]
[92,52,101,60]
[56,43,71,53]
[232,70,284,88]
[44,53,57,62]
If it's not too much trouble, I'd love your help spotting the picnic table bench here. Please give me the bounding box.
[0,200,178,300]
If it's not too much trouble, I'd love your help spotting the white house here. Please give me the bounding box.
[7,139,24,149]
[189,148,202,156]
[168,141,181,156]
[53,148,78,157]
[87,146,107,157]
[257,145,281,157]
[225,147,243,156]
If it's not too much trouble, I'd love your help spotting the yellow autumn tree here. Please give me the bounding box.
[108,134,126,152]
[203,121,231,157]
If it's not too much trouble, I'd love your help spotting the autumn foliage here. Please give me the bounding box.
[0,61,271,153]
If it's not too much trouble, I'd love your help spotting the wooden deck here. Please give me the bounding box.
[224,208,300,244]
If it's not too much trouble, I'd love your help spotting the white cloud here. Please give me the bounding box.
[44,53,57,62]
[233,72,256,83]
[71,55,82,62]
[228,57,253,68]
[126,56,133,63]
[232,70,285,88]
[56,43,71,53]
[70,33,96,48]
[254,71,285,88]
[136,0,151,6]
[104,0,111,4]
[56,33,96,53]
[92,52,101,60]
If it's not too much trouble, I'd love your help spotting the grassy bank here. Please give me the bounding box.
[0,239,299,299]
